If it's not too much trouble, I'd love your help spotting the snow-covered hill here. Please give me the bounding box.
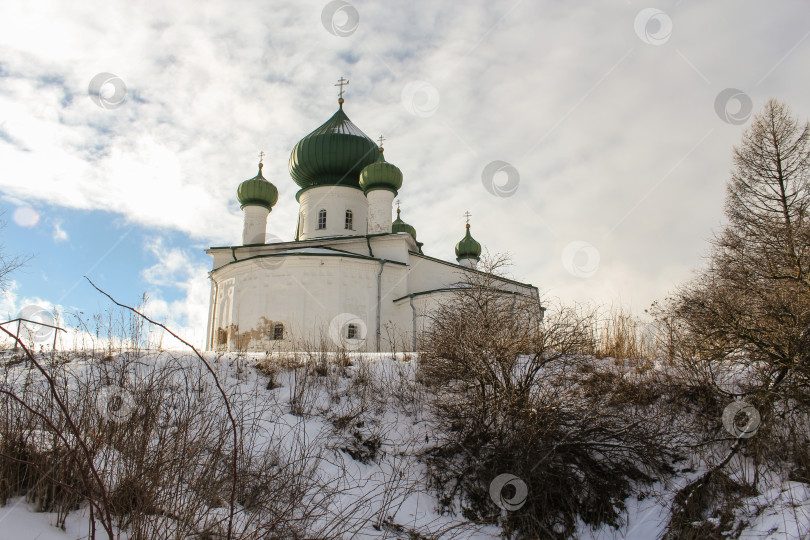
[0,351,808,539]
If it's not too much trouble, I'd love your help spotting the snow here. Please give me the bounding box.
[736,482,810,539]
[1,351,809,539]
[0,497,87,540]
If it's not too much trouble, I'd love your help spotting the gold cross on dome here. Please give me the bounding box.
[377,135,385,148]
[464,211,472,224]
[258,151,265,164]
[335,77,349,99]
[396,199,401,211]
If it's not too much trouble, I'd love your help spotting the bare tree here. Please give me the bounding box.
[662,99,810,538]
[674,99,810,389]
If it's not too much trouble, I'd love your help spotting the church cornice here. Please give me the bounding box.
[392,286,538,304]
[209,250,407,278]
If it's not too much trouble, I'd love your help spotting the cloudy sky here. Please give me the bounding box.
[1,0,808,346]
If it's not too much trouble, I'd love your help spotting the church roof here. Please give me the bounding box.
[455,223,482,260]
[359,148,403,194]
[288,104,379,191]
[391,207,416,240]
[237,163,278,210]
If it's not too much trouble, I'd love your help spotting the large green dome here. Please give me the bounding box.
[237,163,278,210]
[289,104,379,191]
[455,224,481,261]
[359,148,403,194]
[392,207,416,240]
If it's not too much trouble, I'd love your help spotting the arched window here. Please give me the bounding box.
[273,323,284,340]
[347,323,358,339]
[345,209,353,230]
[317,209,327,230]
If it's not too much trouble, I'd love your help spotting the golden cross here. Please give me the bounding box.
[258,151,265,164]
[396,199,401,211]
[464,211,472,224]
[377,135,385,148]
[335,77,349,99]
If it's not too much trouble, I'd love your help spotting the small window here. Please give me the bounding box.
[347,323,358,339]
[317,209,327,230]
[345,209,353,230]
[273,323,284,340]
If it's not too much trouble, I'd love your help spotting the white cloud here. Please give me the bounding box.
[52,220,68,242]
[140,237,210,347]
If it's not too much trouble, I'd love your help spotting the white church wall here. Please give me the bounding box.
[367,234,412,264]
[298,186,368,240]
[406,254,468,292]
[209,255,411,352]
[407,253,536,298]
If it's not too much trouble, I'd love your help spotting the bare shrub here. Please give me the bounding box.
[420,256,683,539]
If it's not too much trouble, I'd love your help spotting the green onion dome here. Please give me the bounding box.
[288,103,379,191]
[391,207,416,240]
[455,223,482,261]
[359,148,403,194]
[237,163,278,211]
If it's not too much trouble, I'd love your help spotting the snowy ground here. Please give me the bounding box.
[0,351,808,539]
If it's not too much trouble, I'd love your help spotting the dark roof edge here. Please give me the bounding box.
[211,251,407,274]
[407,251,538,292]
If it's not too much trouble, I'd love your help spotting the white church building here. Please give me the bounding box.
[204,86,540,352]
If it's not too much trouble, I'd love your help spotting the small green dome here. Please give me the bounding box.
[289,104,379,191]
[455,224,481,261]
[359,148,403,194]
[237,163,278,211]
[392,207,416,240]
